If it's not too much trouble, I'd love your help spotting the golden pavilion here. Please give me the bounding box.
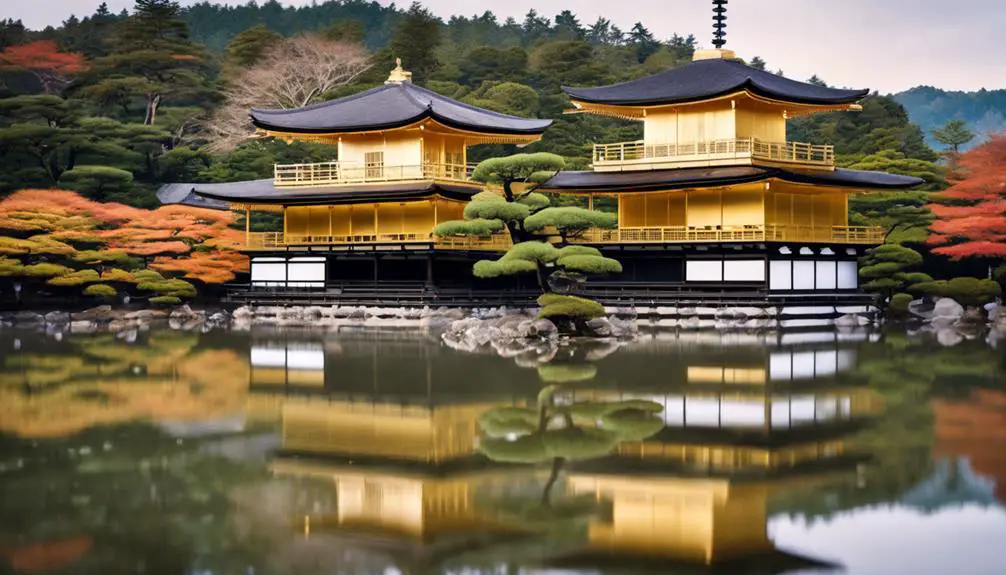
[171,2,922,304]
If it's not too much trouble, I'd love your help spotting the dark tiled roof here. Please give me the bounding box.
[563,59,869,107]
[191,179,479,205]
[541,166,923,192]
[251,82,553,135]
[156,183,230,210]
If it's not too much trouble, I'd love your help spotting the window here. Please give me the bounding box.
[365,151,384,179]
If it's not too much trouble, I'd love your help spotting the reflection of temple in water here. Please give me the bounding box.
[247,333,879,574]
[546,339,878,573]
[247,338,540,572]
[245,333,537,422]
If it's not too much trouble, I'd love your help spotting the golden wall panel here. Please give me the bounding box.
[350,205,376,235]
[722,189,764,228]
[687,190,723,228]
[331,205,351,235]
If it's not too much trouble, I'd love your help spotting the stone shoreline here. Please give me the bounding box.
[1,298,1002,350]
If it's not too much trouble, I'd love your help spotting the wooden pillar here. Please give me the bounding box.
[244,206,250,246]
[588,194,594,211]
[282,206,288,238]
[426,254,434,287]
[373,255,379,284]
[373,204,379,239]
[328,206,333,238]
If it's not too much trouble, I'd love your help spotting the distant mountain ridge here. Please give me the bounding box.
[893,86,1006,150]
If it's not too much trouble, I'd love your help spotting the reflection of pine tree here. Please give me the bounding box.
[478,383,664,520]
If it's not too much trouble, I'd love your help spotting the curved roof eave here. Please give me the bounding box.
[251,109,552,136]
[562,59,870,108]
[565,83,871,108]
[249,82,552,136]
[191,179,480,206]
[541,166,924,193]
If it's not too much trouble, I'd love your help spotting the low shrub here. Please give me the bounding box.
[83,284,117,298]
[913,277,1002,307]
[149,295,182,305]
[537,293,605,321]
[137,278,197,298]
[23,263,72,277]
[889,293,914,314]
[47,269,100,286]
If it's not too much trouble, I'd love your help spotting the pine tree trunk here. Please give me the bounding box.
[145,93,162,125]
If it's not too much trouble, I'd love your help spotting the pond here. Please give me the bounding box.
[0,325,1004,575]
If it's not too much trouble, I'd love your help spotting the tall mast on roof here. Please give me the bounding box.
[712,0,728,49]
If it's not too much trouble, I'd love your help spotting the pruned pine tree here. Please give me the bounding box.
[434,153,621,303]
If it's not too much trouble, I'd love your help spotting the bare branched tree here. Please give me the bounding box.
[205,35,371,151]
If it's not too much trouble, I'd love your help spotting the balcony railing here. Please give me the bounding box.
[273,161,476,187]
[592,138,835,169]
[573,225,884,245]
[244,231,511,251]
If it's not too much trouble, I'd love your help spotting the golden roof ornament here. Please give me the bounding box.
[385,57,413,84]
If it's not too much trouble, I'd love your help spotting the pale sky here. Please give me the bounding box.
[9,0,1006,94]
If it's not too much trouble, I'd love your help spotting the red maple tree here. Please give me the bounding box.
[0,40,88,94]
[927,135,1006,260]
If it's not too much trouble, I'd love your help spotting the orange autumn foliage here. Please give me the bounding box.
[927,135,1006,260]
[0,190,248,286]
[0,189,144,227]
[123,240,191,256]
[151,246,249,283]
[3,537,92,573]
[932,389,1006,502]
[0,40,87,93]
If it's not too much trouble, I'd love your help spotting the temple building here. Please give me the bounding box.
[540,46,922,293]
[188,59,550,295]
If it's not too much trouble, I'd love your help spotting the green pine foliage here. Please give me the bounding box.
[47,269,101,286]
[537,293,605,320]
[83,283,117,298]
[860,244,930,305]
[22,263,72,277]
[912,277,1002,307]
[149,295,182,305]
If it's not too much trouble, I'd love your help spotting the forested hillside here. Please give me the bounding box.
[894,86,1006,151]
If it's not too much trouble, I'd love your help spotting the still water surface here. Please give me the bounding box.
[0,326,1004,575]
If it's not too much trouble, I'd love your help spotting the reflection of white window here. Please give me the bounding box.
[790,396,818,424]
[663,396,686,426]
[251,347,287,367]
[287,349,324,370]
[791,351,816,379]
[771,399,792,429]
[770,352,792,381]
[684,397,721,426]
[815,350,838,377]
[720,400,766,427]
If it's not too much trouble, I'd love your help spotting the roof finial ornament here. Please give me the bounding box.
[385,57,413,85]
[712,0,728,49]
